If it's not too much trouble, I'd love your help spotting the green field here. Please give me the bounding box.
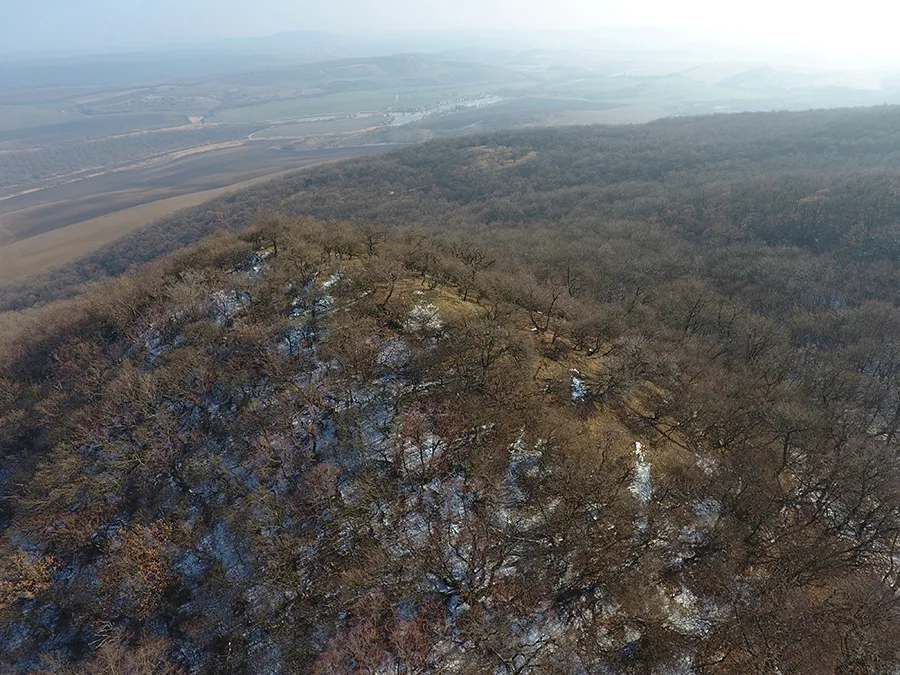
[0,105,80,131]
[253,116,385,138]
[210,91,399,122]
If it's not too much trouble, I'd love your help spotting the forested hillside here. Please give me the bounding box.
[3,106,900,673]
[6,105,900,311]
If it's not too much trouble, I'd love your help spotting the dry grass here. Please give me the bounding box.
[398,279,483,324]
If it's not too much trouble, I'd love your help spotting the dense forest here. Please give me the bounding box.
[3,105,900,672]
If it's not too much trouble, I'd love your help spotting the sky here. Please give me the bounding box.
[2,0,898,66]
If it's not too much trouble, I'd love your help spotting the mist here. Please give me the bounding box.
[4,0,899,67]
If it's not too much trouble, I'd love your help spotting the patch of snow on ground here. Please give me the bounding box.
[696,455,718,476]
[507,431,543,503]
[377,338,412,369]
[693,497,721,525]
[209,290,251,325]
[621,624,642,658]
[679,500,721,553]
[656,655,696,675]
[631,442,651,505]
[197,523,250,581]
[663,586,727,637]
[289,297,307,318]
[317,294,334,312]
[571,370,588,401]
[245,250,273,276]
[400,433,445,475]
[143,330,167,358]
[406,303,443,331]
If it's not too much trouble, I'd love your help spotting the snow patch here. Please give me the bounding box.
[631,442,651,505]
[377,338,412,369]
[399,433,445,476]
[209,290,251,325]
[696,454,718,476]
[571,374,588,402]
[245,250,273,276]
[507,431,543,503]
[406,303,443,331]
[663,586,727,637]
[692,497,721,524]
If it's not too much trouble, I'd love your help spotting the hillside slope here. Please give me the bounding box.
[3,107,900,672]
[2,212,900,672]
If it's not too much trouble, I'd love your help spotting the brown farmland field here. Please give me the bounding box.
[0,143,396,281]
[0,142,395,239]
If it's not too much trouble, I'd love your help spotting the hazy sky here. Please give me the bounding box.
[2,0,898,65]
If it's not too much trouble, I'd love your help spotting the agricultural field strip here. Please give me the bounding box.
[0,140,249,203]
[0,176,287,282]
[0,144,399,279]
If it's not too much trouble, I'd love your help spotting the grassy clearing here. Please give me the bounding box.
[394,278,484,325]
